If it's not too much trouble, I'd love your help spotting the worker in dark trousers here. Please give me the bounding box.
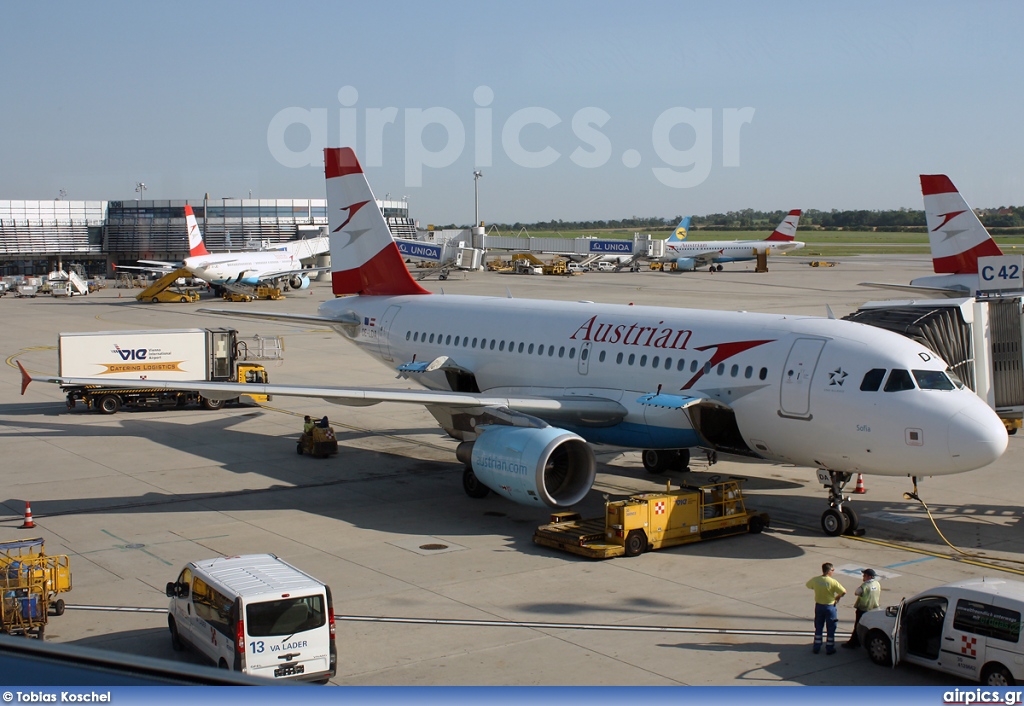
[843,569,881,648]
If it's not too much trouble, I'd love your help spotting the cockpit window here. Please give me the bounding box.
[884,368,915,392]
[860,368,886,392]
[913,369,956,391]
[947,369,967,390]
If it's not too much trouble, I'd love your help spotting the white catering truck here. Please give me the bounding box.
[58,328,278,413]
[166,554,337,683]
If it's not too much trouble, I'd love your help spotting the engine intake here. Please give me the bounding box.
[457,425,596,508]
[288,274,311,289]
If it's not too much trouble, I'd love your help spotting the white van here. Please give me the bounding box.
[858,577,1024,686]
[567,262,587,273]
[595,261,616,272]
[166,554,336,683]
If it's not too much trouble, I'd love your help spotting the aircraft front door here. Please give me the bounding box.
[779,338,825,418]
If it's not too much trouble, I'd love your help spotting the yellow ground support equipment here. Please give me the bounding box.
[222,285,284,302]
[297,422,339,458]
[0,538,73,638]
[542,259,569,276]
[237,362,271,404]
[136,268,201,303]
[533,479,769,559]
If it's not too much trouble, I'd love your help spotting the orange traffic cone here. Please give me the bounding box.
[20,501,35,529]
[853,474,866,494]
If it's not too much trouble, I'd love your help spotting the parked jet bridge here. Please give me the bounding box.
[845,295,1024,433]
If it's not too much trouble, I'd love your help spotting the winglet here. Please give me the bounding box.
[17,361,32,396]
[324,148,430,297]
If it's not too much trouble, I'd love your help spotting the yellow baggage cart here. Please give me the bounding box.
[0,538,72,617]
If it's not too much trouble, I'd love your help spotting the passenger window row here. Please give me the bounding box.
[404,330,769,379]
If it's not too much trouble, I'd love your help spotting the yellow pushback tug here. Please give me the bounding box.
[533,479,769,559]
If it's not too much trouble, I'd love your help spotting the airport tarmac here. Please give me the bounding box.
[2,253,1023,686]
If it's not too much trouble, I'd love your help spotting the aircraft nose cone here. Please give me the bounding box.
[947,406,1008,471]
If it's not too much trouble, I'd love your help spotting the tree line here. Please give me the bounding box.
[469,205,1024,234]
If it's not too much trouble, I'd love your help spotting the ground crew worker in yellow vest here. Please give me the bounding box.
[806,562,846,654]
[303,415,315,435]
[843,568,881,649]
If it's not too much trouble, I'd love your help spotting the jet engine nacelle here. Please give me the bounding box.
[457,425,596,508]
[288,274,311,289]
[674,257,696,271]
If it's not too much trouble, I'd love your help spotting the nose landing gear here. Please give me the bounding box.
[819,469,862,537]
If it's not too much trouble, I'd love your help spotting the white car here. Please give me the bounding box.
[858,577,1024,686]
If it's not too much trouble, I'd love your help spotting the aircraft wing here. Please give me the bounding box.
[772,241,805,253]
[197,307,357,327]
[18,362,627,426]
[685,249,724,265]
[114,263,176,275]
[257,265,332,281]
[188,255,242,267]
[858,281,969,298]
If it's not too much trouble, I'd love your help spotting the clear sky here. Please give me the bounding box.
[3,0,1022,225]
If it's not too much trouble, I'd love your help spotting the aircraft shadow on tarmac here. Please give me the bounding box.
[662,640,966,686]
[0,410,1020,553]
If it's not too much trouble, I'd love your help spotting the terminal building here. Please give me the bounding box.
[0,197,416,277]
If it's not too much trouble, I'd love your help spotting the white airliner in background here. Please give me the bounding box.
[861,175,1004,297]
[23,149,1008,539]
[659,210,804,272]
[118,205,329,291]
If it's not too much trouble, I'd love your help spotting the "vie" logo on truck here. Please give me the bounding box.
[114,346,148,360]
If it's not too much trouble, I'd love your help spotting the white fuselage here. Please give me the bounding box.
[319,294,1006,478]
[184,237,329,286]
[185,251,298,286]
[665,239,804,264]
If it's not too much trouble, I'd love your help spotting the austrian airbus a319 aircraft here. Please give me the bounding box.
[659,210,804,272]
[22,149,1008,538]
[119,205,328,291]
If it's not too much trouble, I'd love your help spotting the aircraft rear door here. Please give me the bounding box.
[376,306,401,362]
[780,338,825,418]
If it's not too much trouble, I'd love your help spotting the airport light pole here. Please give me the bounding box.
[135,182,147,201]
[473,170,483,227]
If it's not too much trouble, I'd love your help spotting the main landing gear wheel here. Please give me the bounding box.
[462,467,491,499]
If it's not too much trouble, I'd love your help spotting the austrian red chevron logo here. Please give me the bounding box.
[333,200,371,232]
